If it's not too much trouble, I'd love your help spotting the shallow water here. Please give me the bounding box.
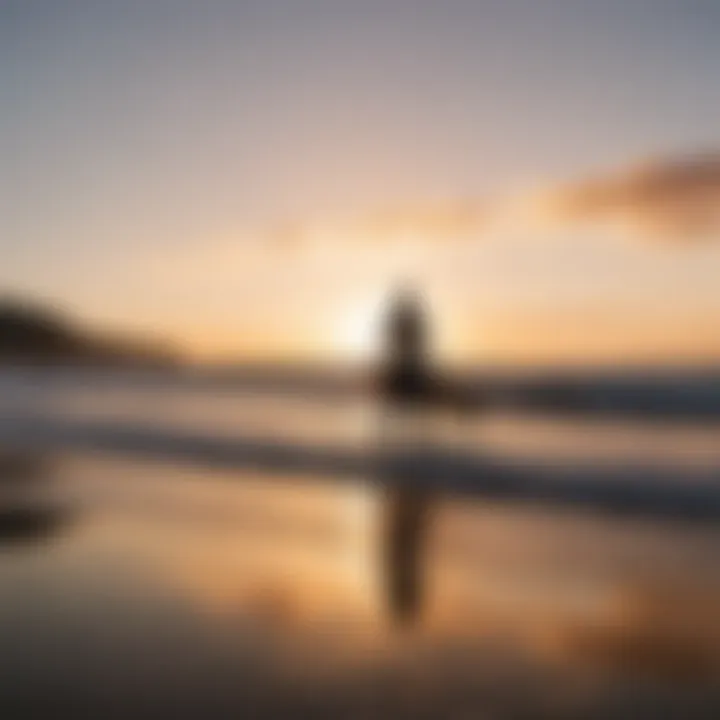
[0,369,718,718]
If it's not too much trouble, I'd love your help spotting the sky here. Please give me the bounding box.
[2,0,720,365]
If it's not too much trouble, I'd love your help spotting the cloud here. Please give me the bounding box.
[539,151,720,240]
[268,151,720,250]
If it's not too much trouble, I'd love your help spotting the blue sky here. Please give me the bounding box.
[2,0,719,362]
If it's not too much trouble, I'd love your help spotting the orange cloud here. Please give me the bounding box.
[540,152,720,240]
[269,151,720,249]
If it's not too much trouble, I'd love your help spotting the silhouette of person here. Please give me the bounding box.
[378,287,431,407]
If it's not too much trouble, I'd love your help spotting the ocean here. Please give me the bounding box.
[0,367,718,718]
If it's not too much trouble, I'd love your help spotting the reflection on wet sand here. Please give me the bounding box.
[0,453,718,717]
[382,487,432,626]
[558,586,720,680]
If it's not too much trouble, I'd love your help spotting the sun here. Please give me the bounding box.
[336,292,387,361]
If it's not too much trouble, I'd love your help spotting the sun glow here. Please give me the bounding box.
[336,293,387,362]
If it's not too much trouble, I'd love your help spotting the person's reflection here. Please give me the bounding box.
[382,485,431,625]
[377,288,437,626]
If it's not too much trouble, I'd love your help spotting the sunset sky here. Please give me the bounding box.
[2,0,720,364]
